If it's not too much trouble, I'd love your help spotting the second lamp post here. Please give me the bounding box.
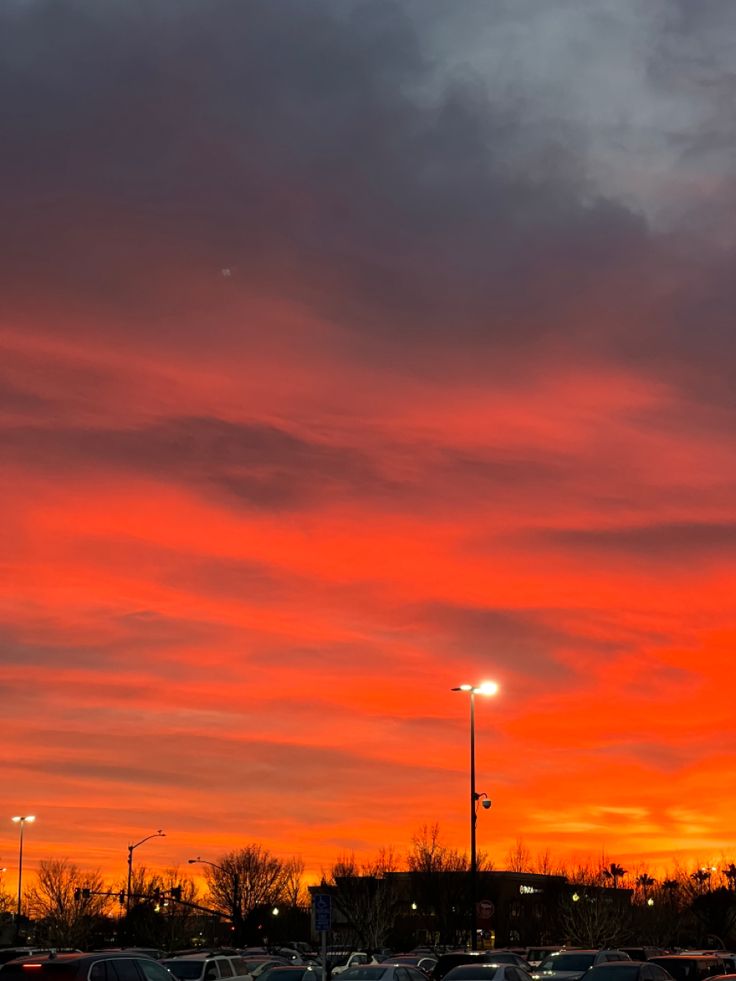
[452,681,498,950]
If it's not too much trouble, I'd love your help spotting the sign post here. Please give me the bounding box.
[313,894,331,977]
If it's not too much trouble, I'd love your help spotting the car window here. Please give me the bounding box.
[395,970,411,981]
[230,961,249,976]
[139,963,174,981]
[204,965,219,981]
[90,964,108,981]
[409,971,429,981]
[219,964,234,979]
[110,962,145,981]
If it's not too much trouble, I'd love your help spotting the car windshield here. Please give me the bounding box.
[540,956,596,972]
[162,963,204,980]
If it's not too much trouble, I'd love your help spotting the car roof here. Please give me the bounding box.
[652,956,723,961]
[588,965,648,969]
[15,955,152,965]
[165,955,237,961]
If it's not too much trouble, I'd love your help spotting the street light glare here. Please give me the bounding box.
[475,681,499,696]
[11,816,35,823]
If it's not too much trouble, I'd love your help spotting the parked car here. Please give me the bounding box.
[619,954,669,965]
[475,959,528,972]
[162,954,252,981]
[533,950,631,981]
[333,958,379,977]
[389,958,438,977]
[435,954,531,981]
[0,952,56,967]
[583,962,675,981]
[271,955,303,967]
[442,964,533,981]
[681,959,736,975]
[0,952,176,981]
[257,967,323,981]
[339,966,431,981]
[526,954,561,971]
[648,957,730,981]
[241,962,290,980]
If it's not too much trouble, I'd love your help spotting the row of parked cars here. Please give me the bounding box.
[0,946,735,981]
[419,947,736,981]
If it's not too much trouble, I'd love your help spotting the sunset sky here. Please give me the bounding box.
[2,0,735,892]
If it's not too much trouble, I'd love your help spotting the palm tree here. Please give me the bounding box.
[636,873,655,902]
[724,864,736,890]
[690,868,712,891]
[601,863,627,888]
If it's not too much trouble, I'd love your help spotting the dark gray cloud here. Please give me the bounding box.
[0,412,582,512]
[0,611,225,671]
[0,0,650,365]
[527,520,736,561]
[1,0,735,408]
[0,414,387,508]
[398,603,593,683]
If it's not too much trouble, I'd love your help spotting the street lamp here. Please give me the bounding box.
[188,857,241,937]
[127,830,165,911]
[451,681,499,950]
[12,816,35,931]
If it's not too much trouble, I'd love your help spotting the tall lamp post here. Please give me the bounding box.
[11,816,35,933]
[127,830,165,911]
[188,857,241,939]
[451,682,499,950]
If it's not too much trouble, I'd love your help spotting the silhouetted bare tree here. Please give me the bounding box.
[25,858,109,947]
[330,848,402,952]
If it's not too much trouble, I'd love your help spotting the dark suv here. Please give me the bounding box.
[0,953,174,981]
[648,956,729,981]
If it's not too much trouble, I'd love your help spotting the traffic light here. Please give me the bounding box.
[170,886,182,902]
[118,891,126,906]
[83,888,91,899]
[152,887,161,901]
[74,889,81,901]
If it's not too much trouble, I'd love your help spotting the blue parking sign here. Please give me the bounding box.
[313,893,331,932]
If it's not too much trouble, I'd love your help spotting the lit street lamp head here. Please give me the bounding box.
[12,816,35,823]
[451,681,499,696]
[474,681,499,696]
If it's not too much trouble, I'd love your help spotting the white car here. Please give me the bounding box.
[333,956,381,976]
[162,954,254,981]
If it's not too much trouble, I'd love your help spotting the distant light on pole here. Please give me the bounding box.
[11,816,35,932]
[189,856,242,940]
[451,682,499,950]
[126,830,165,911]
